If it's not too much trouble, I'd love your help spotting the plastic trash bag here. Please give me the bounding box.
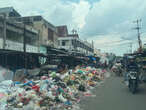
[0,66,14,82]
[0,80,13,93]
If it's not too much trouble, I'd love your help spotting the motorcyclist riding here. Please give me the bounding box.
[127,59,139,71]
[124,59,139,83]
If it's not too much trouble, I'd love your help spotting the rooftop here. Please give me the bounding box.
[68,34,79,38]
[15,15,56,31]
[0,7,21,17]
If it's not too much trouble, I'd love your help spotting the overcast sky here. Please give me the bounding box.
[1,0,146,56]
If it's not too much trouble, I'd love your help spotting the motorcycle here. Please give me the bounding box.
[112,65,123,77]
[127,69,139,94]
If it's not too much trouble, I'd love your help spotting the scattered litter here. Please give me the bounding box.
[0,66,107,110]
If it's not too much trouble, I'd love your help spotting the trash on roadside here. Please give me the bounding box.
[0,66,107,110]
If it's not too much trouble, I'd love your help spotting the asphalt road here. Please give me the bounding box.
[80,75,146,110]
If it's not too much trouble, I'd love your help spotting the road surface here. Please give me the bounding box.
[80,74,146,110]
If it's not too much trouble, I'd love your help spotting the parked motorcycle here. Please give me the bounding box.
[127,69,139,94]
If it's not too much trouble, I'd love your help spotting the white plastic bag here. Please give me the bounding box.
[0,67,14,82]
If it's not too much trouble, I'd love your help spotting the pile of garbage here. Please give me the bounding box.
[0,66,14,81]
[0,66,106,110]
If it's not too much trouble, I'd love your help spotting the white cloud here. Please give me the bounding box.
[81,0,143,36]
[1,0,146,55]
[80,0,146,55]
[0,0,90,33]
[0,0,12,6]
[72,0,90,29]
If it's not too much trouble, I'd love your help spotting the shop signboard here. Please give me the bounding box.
[40,46,47,54]
[26,45,39,53]
[3,40,38,53]
[5,40,23,51]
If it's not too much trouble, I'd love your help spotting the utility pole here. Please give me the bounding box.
[133,19,142,53]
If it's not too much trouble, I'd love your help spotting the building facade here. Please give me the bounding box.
[0,7,94,56]
[58,34,94,56]
[14,16,58,49]
[0,10,39,53]
[56,25,68,37]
